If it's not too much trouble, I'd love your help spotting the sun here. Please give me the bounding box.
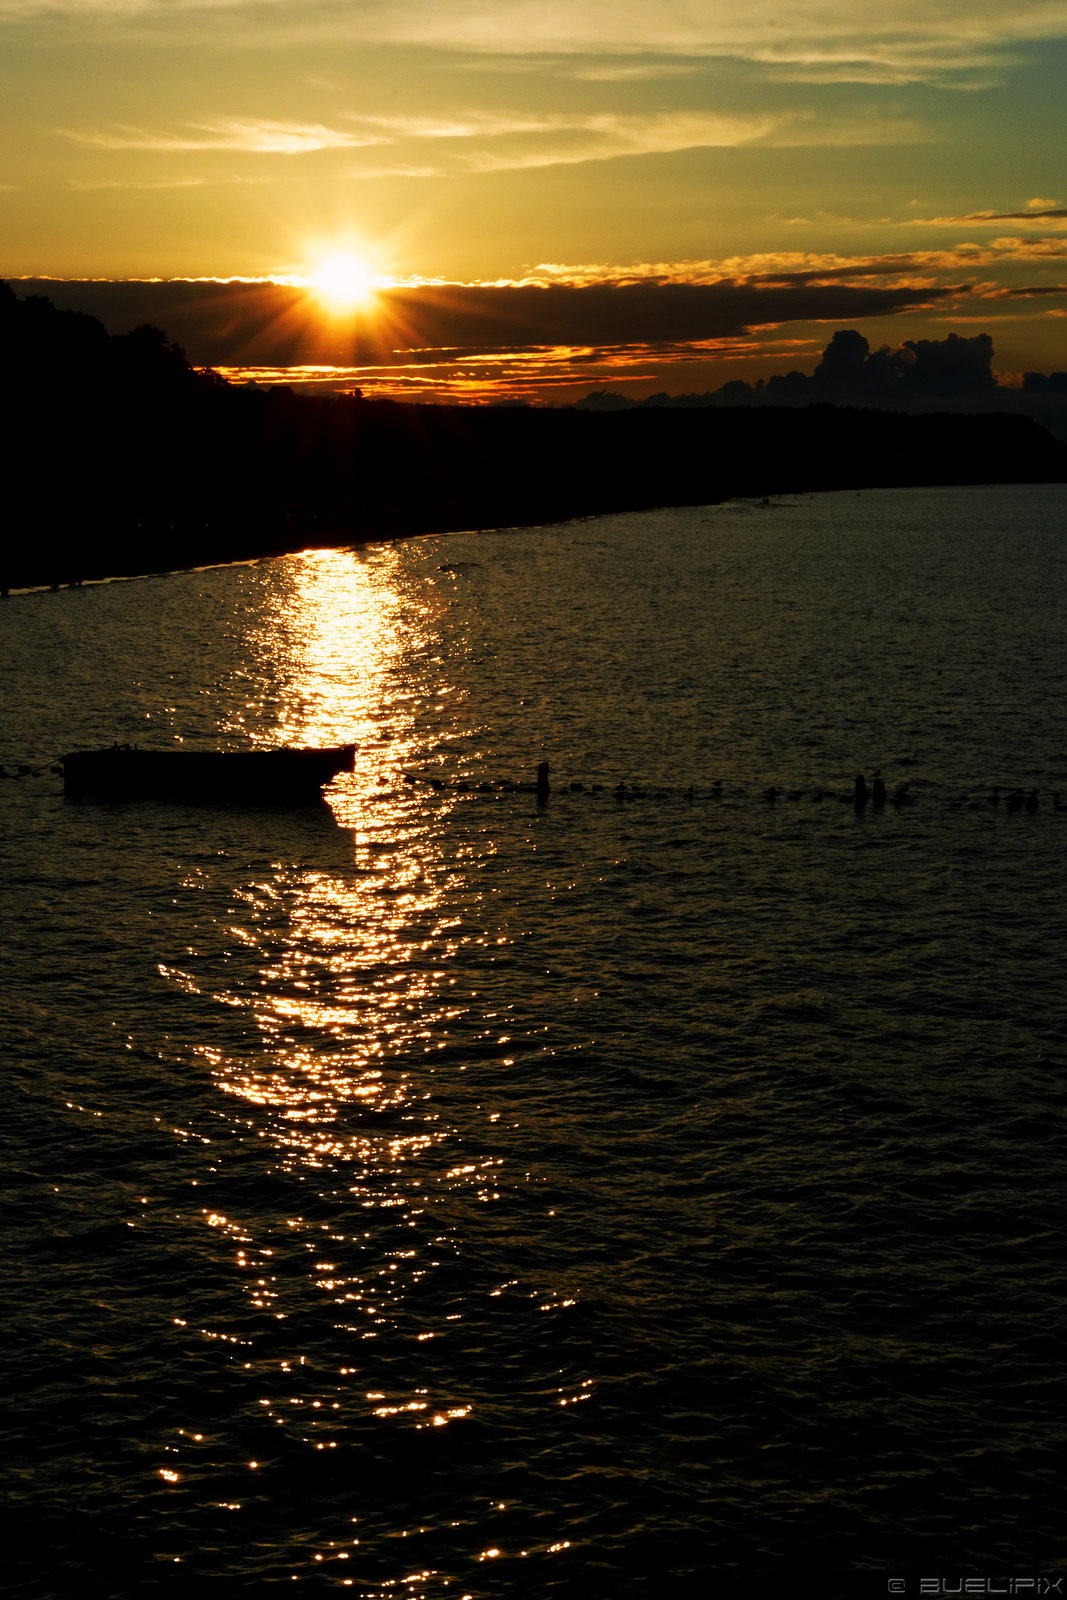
[308,251,378,313]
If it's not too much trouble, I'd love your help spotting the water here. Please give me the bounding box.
[2,485,1065,1598]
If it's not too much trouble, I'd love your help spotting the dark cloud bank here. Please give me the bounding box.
[13,277,962,365]
[15,275,1067,439]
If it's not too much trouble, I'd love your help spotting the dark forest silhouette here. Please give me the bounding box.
[3,281,1066,590]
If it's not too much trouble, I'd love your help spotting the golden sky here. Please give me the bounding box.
[4,0,1067,397]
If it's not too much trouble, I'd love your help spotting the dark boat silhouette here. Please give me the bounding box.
[62,743,356,804]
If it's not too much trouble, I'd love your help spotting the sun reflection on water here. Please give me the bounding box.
[156,541,529,1517]
[199,545,484,1162]
[242,545,414,782]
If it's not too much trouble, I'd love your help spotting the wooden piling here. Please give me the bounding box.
[536,761,550,806]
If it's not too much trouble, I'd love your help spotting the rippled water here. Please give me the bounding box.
[3,485,1066,1598]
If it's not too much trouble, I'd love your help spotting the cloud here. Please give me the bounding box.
[67,175,208,188]
[811,202,1067,233]
[347,110,562,140]
[17,272,1067,410]
[751,43,1007,88]
[13,273,963,367]
[564,61,704,81]
[935,206,1067,223]
[62,117,387,153]
[969,206,1067,221]
[60,105,930,178]
[978,282,1067,297]
[250,0,1067,70]
[521,241,1067,286]
[14,242,1065,376]
[7,0,1067,85]
[454,110,783,170]
[0,0,239,12]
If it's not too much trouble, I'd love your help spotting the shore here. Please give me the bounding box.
[6,397,1067,593]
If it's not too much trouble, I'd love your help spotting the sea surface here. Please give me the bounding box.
[2,484,1066,1599]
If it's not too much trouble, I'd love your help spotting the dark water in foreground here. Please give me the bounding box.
[2,485,1066,1599]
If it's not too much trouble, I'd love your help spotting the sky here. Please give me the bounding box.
[4,0,1067,401]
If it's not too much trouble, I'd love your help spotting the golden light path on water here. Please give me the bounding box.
[203,546,479,1175]
[150,542,585,1589]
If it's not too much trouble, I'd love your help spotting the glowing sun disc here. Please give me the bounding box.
[309,253,377,311]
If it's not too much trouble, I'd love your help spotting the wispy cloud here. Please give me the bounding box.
[62,116,387,153]
[751,48,1005,89]
[522,248,949,287]
[8,0,1067,86]
[565,61,704,82]
[960,205,1067,221]
[979,282,1067,297]
[67,174,207,188]
[61,104,930,176]
[902,203,1067,226]
[59,108,781,172]
[255,0,1067,76]
[466,109,929,169]
[0,0,244,13]
[518,239,1067,289]
[455,110,782,170]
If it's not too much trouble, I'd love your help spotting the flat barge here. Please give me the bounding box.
[61,744,356,804]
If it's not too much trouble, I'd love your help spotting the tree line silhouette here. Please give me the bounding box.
[577,329,1067,440]
[3,281,1066,590]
